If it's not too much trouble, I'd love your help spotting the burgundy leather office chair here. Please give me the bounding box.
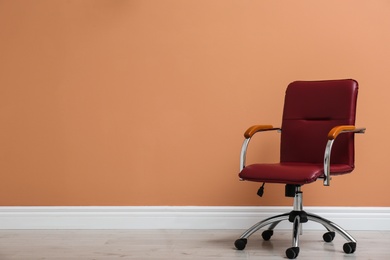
[234,79,365,259]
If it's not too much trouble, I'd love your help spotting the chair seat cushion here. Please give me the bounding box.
[239,163,353,185]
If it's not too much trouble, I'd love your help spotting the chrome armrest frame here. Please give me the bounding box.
[239,138,251,172]
[239,128,281,174]
[323,127,366,186]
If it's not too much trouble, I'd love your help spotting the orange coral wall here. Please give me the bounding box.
[0,0,389,206]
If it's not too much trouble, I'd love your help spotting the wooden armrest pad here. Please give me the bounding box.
[327,125,356,140]
[244,125,275,138]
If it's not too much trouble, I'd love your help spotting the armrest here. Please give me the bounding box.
[327,125,366,140]
[244,125,279,138]
[240,125,281,173]
[323,125,366,186]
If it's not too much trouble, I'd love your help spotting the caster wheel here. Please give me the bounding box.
[261,230,274,241]
[286,247,300,259]
[323,231,336,242]
[343,242,356,254]
[234,238,247,250]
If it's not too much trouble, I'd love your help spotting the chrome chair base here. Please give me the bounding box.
[234,189,357,259]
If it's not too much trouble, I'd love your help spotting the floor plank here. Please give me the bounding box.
[0,230,389,259]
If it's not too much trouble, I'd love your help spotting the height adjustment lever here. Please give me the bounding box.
[257,183,265,197]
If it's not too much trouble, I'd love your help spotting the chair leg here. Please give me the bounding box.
[291,215,301,248]
[268,220,282,230]
[239,213,289,239]
[306,213,356,243]
[307,212,357,254]
[234,213,289,250]
[285,214,301,259]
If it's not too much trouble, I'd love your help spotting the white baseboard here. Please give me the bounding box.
[0,206,389,230]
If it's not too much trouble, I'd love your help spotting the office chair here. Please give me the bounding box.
[234,79,365,259]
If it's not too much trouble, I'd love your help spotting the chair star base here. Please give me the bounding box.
[234,189,357,259]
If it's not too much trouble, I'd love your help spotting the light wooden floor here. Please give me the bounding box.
[0,229,389,259]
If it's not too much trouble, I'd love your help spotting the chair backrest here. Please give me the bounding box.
[280,79,358,171]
